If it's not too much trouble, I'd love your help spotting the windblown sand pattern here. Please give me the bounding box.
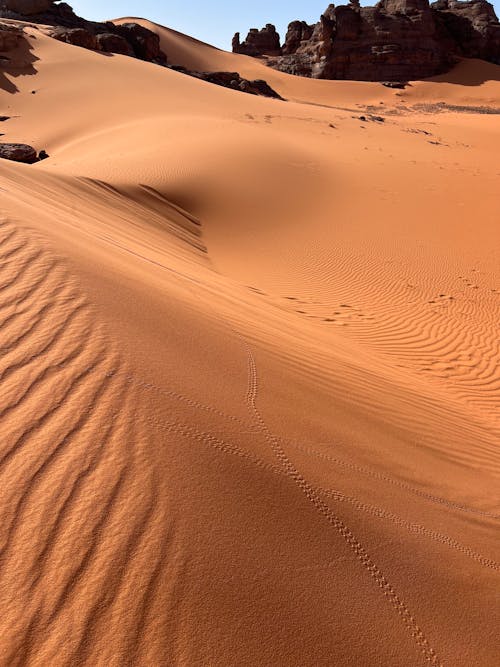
[0,19,498,667]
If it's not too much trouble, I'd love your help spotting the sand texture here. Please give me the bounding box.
[0,18,499,667]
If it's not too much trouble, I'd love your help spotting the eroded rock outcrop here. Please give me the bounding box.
[0,20,23,50]
[170,66,283,99]
[0,2,281,101]
[50,26,97,50]
[1,0,87,27]
[282,21,314,55]
[5,0,53,14]
[114,22,166,64]
[96,32,134,57]
[0,1,168,64]
[433,0,500,63]
[233,0,500,80]
[233,24,281,56]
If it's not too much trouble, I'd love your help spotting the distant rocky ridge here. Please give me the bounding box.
[0,1,281,98]
[0,1,168,63]
[233,0,500,80]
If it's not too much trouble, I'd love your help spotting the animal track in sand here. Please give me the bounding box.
[237,322,443,667]
[247,285,267,295]
[279,295,376,328]
[274,250,499,428]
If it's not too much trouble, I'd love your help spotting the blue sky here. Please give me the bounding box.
[71,0,500,50]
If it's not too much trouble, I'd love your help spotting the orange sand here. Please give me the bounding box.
[0,18,499,667]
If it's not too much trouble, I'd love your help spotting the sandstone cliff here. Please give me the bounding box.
[233,0,500,80]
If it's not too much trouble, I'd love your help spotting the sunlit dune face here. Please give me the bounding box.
[50,115,332,236]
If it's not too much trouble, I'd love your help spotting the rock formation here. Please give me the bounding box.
[0,1,280,99]
[0,1,167,64]
[1,0,84,26]
[113,22,166,64]
[95,32,134,57]
[50,26,97,50]
[233,0,500,80]
[0,142,38,163]
[432,0,500,62]
[0,20,23,50]
[282,21,314,55]
[232,24,281,56]
[170,66,283,99]
[5,0,53,14]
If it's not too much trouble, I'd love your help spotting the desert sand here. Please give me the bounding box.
[0,16,499,667]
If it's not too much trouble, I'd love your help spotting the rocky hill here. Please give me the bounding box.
[0,1,281,98]
[0,0,168,63]
[233,0,500,81]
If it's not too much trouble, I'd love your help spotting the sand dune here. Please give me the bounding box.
[118,17,500,108]
[0,19,499,667]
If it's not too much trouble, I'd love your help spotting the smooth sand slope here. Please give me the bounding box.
[0,19,499,667]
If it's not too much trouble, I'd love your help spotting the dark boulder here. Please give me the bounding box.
[242,78,282,98]
[198,71,283,98]
[96,32,134,56]
[170,66,283,99]
[114,22,167,64]
[50,26,97,49]
[0,143,38,163]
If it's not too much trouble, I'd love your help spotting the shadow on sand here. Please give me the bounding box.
[0,31,39,94]
[424,58,500,86]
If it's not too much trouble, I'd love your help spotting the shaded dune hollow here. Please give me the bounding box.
[0,16,499,667]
